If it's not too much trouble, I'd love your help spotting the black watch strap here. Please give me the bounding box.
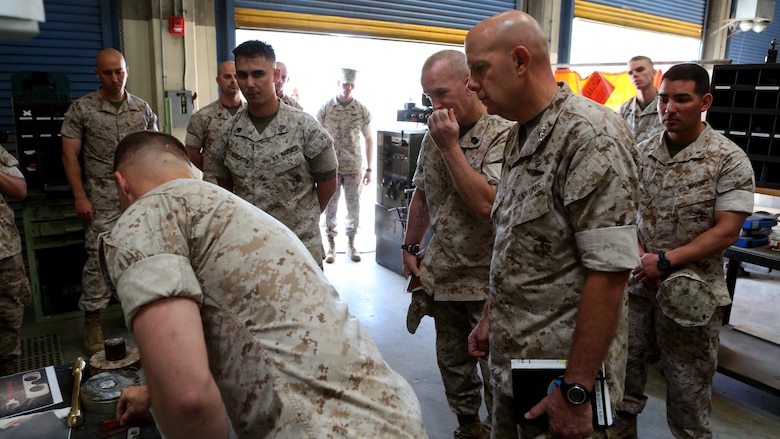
[402,243,421,255]
[657,251,672,274]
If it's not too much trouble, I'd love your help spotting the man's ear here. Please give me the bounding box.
[701,92,713,112]
[114,170,133,211]
[114,170,130,197]
[511,46,530,77]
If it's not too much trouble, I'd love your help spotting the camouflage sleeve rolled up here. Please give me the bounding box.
[209,114,236,179]
[0,146,24,179]
[0,145,24,259]
[185,108,210,149]
[302,116,337,174]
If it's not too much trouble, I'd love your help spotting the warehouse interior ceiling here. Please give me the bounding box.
[236,29,454,132]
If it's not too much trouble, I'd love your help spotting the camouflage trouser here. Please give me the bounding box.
[324,173,361,238]
[620,294,722,439]
[79,209,120,312]
[491,390,612,439]
[0,254,31,359]
[432,300,492,423]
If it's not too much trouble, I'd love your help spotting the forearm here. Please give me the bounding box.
[403,189,430,245]
[149,379,230,439]
[665,211,748,268]
[62,152,88,201]
[186,145,204,171]
[216,176,234,192]
[439,147,496,221]
[364,134,374,170]
[565,270,629,389]
[134,297,230,439]
[316,176,338,212]
[0,172,26,200]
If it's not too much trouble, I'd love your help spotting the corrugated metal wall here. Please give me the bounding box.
[585,0,706,24]
[726,2,780,64]
[234,0,518,31]
[0,0,119,133]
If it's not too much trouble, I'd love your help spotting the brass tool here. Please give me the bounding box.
[67,356,86,428]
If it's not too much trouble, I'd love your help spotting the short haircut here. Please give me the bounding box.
[232,40,276,62]
[662,63,710,97]
[422,50,470,79]
[114,131,190,171]
[629,55,654,67]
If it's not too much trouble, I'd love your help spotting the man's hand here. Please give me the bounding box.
[362,170,372,186]
[428,108,460,153]
[402,249,421,279]
[116,385,151,425]
[74,196,94,221]
[631,253,663,288]
[525,388,593,438]
[468,312,489,360]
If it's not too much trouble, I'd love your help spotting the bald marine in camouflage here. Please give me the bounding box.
[0,145,31,376]
[185,61,245,183]
[61,47,158,355]
[104,131,428,439]
[466,11,641,438]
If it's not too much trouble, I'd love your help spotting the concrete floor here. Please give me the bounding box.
[17,196,780,438]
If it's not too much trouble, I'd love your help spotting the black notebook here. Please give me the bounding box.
[511,359,612,428]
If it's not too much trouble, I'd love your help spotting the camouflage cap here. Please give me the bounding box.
[341,68,358,85]
[656,267,717,327]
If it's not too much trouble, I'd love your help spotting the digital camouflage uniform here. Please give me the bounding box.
[489,83,640,439]
[619,124,754,439]
[185,99,245,183]
[412,112,512,423]
[0,146,31,363]
[210,104,337,263]
[100,179,428,439]
[60,89,157,311]
[280,94,303,110]
[316,97,371,238]
[619,95,664,144]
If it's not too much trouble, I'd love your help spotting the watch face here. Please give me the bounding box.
[566,385,588,405]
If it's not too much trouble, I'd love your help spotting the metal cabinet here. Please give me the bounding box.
[23,198,86,322]
[374,129,426,274]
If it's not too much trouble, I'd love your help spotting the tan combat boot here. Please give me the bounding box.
[325,236,336,264]
[347,236,361,262]
[453,417,488,439]
[84,310,104,355]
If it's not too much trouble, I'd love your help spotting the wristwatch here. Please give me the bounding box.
[559,379,590,405]
[402,243,421,255]
[657,251,672,274]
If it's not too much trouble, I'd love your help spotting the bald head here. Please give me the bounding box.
[95,48,128,101]
[275,61,289,97]
[465,10,558,122]
[114,131,195,210]
[217,61,235,77]
[96,48,126,69]
[216,61,240,101]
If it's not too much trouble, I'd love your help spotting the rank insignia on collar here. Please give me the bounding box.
[471,137,479,144]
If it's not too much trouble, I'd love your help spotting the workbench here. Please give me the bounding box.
[2,364,161,438]
[719,245,780,396]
